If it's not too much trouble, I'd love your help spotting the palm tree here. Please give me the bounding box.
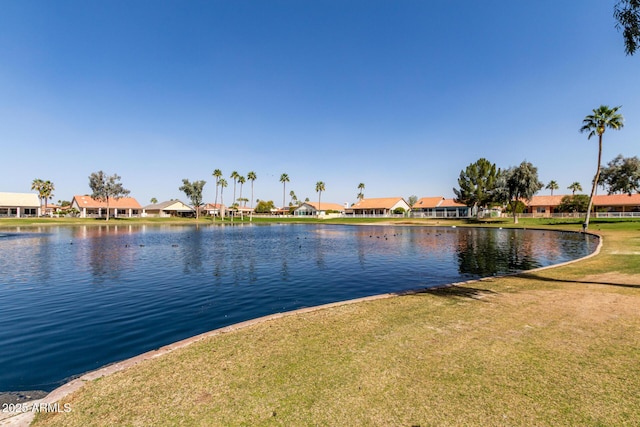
[279,173,290,209]
[357,182,365,201]
[31,178,44,215]
[219,178,228,218]
[568,182,582,196]
[212,169,223,216]
[580,105,624,230]
[238,176,246,205]
[545,180,559,196]
[247,171,257,208]
[31,179,54,216]
[150,197,158,204]
[315,181,325,216]
[230,171,239,206]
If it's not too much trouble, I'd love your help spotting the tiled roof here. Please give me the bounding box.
[593,193,640,206]
[527,195,566,206]
[143,200,193,211]
[301,202,346,211]
[0,192,41,207]
[350,197,407,209]
[439,198,466,207]
[72,195,142,209]
[527,193,640,207]
[413,197,445,208]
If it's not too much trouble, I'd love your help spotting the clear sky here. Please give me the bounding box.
[1,1,638,207]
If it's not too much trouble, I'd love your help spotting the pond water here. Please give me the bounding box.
[0,224,598,393]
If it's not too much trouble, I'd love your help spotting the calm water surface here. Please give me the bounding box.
[0,224,598,393]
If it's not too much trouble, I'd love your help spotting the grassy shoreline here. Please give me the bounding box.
[17,219,640,426]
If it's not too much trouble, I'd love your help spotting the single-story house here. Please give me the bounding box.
[294,201,346,216]
[71,195,142,218]
[0,192,41,217]
[525,193,640,217]
[411,197,469,218]
[201,203,225,216]
[142,200,195,217]
[346,197,411,216]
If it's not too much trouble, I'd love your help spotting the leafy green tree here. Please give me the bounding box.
[315,181,325,215]
[580,105,624,230]
[568,181,582,195]
[357,183,365,201]
[600,154,640,195]
[279,173,290,208]
[557,195,590,213]
[88,171,130,221]
[247,171,257,208]
[255,200,275,213]
[179,179,206,219]
[615,0,640,55]
[545,180,559,196]
[501,161,543,223]
[212,169,223,215]
[408,195,418,208]
[150,197,158,204]
[453,158,499,216]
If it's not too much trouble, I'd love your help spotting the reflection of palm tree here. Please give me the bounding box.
[545,180,558,196]
[568,182,582,196]
[580,105,624,230]
[247,171,257,208]
[316,181,325,216]
[357,182,365,201]
[213,169,222,216]
[280,173,290,209]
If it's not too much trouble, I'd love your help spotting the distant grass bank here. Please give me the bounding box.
[23,220,640,426]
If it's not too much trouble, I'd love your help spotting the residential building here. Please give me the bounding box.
[411,197,469,218]
[142,200,195,217]
[71,195,142,218]
[347,197,410,216]
[294,201,346,216]
[0,192,41,217]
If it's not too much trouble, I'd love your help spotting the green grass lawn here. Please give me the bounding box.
[21,219,640,426]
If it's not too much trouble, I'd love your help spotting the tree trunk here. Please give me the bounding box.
[584,135,603,231]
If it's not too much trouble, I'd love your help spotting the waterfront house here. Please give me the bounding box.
[347,197,411,216]
[0,192,41,217]
[411,197,469,218]
[294,201,346,216]
[71,195,142,218]
[142,200,195,217]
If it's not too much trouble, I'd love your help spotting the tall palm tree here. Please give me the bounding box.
[568,182,582,196]
[279,173,290,209]
[545,180,559,196]
[357,182,365,201]
[230,171,239,206]
[247,171,257,208]
[219,178,228,218]
[580,105,624,230]
[237,176,246,206]
[212,169,223,215]
[31,178,44,215]
[315,181,325,216]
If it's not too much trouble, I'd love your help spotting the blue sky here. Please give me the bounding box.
[1,1,638,207]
